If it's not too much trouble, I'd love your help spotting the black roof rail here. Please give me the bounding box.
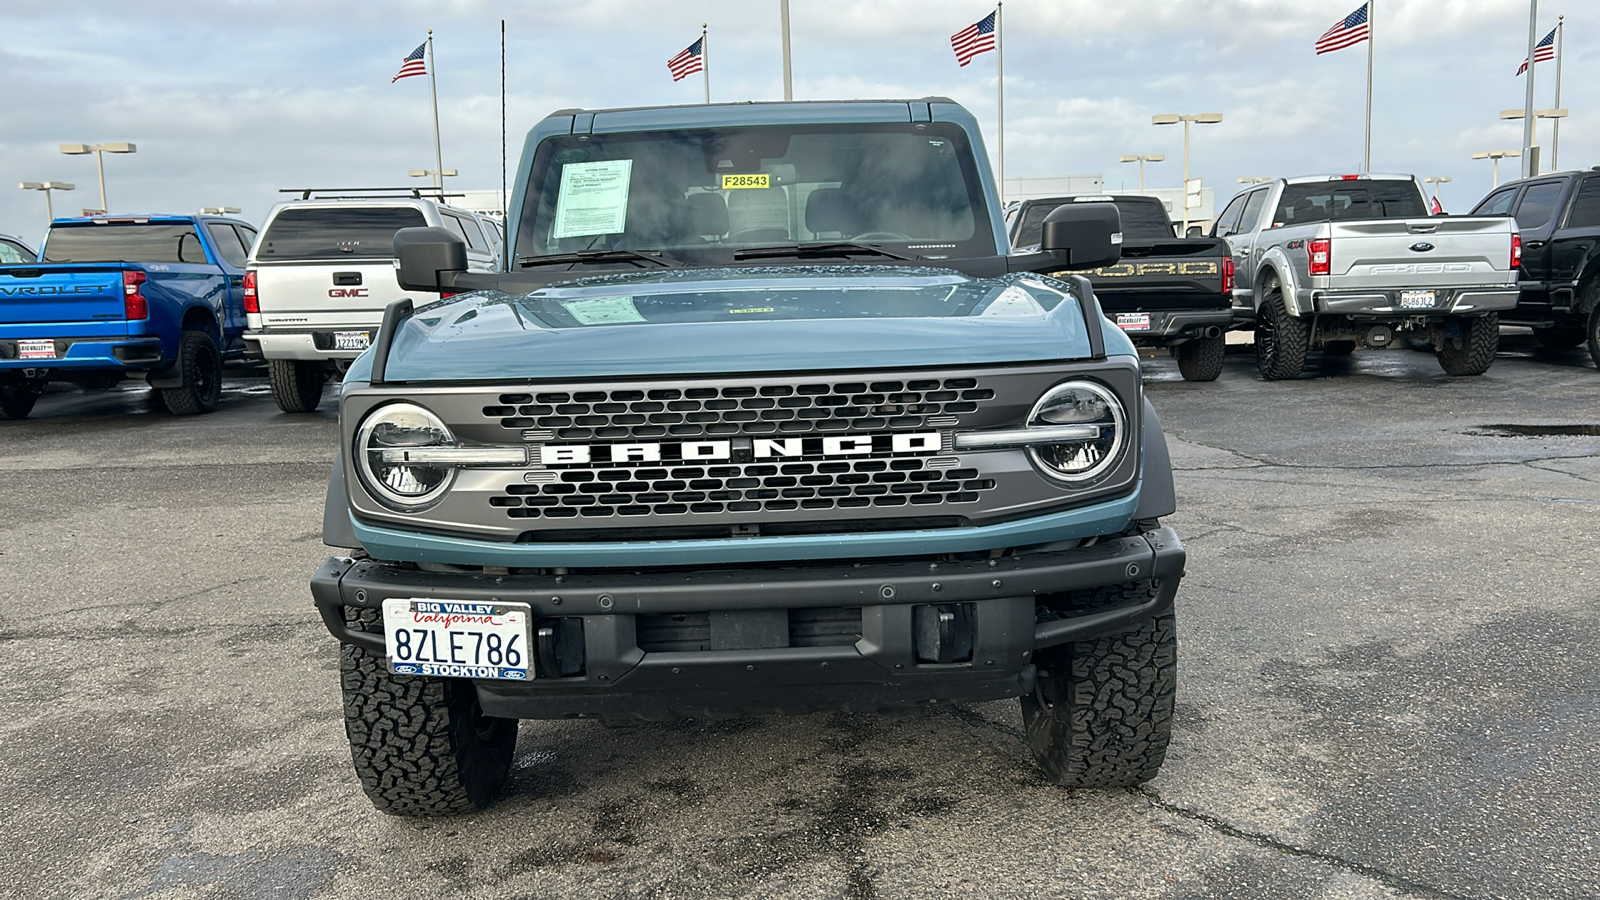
[278,187,466,201]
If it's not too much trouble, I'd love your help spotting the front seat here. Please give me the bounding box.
[805,188,861,239]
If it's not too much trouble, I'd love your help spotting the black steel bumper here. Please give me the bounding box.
[311,527,1184,719]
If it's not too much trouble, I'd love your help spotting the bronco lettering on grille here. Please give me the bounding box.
[538,432,941,466]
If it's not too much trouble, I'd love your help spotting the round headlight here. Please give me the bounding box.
[1027,381,1126,483]
[355,402,457,511]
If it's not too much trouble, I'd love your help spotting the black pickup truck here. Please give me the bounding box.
[1009,195,1234,381]
[1469,168,1600,368]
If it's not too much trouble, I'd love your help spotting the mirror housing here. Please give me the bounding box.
[1185,225,1203,238]
[394,227,467,292]
[1040,202,1122,269]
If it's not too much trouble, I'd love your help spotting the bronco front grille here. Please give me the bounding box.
[491,458,996,520]
[481,377,994,441]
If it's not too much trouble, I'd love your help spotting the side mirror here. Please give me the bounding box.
[1185,225,1203,238]
[394,227,467,292]
[1040,202,1122,269]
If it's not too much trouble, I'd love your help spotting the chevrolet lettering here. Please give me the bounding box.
[0,285,105,296]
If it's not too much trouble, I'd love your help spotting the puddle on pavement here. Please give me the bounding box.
[1470,424,1600,437]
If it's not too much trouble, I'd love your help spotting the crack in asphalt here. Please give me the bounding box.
[1170,434,1600,472]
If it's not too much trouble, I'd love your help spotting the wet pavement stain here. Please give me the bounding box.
[1468,424,1600,437]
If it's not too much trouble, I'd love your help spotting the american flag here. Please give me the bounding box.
[392,42,427,83]
[1516,27,1557,75]
[1315,4,1370,55]
[668,37,705,82]
[951,11,997,67]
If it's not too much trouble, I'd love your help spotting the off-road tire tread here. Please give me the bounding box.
[1587,303,1600,371]
[269,359,325,413]
[1175,334,1225,382]
[0,384,37,420]
[1021,581,1176,788]
[339,606,517,816]
[1437,313,1499,376]
[1255,287,1308,380]
[160,330,222,416]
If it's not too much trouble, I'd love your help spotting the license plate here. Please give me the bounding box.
[382,598,532,680]
[333,331,371,351]
[18,339,56,360]
[1115,313,1151,332]
[1399,290,1436,309]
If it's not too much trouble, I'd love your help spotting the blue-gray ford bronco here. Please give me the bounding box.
[310,98,1186,815]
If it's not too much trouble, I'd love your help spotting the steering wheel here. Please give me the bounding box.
[850,232,912,241]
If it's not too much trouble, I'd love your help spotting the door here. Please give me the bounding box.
[1548,176,1600,310]
[205,222,251,341]
[1220,188,1271,308]
[1510,180,1565,293]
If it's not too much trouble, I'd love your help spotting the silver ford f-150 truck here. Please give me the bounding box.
[1214,175,1520,378]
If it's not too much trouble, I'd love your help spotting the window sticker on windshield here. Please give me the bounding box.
[551,160,633,239]
[721,174,770,190]
[560,296,646,326]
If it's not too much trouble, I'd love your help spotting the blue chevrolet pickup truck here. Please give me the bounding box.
[0,214,258,418]
[312,98,1186,815]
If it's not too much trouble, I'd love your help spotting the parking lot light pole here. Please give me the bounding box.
[409,169,458,193]
[1117,154,1165,194]
[1422,176,1451,202]
[1498,109,1568,175]
[1471,150,1521,187]
[199,207,241,215]
[58,143,136,214]
[1153,113,1223,235]
[19,181,75,222]
[1237,177,1272,184]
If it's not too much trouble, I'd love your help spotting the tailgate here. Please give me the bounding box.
[1327,218,1512,289]
[1059,239,1229,311]
[252,261,405,328]
[0,265,128,328]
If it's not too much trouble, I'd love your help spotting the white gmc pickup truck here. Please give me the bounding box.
[1213,175,1519,378]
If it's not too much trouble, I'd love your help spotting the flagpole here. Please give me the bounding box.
[1552,17,1564,171]
[501,20,508,222]
[702,24,710,105]
[1522,0,1538,177]
[780,0,793,100]
[427,31,444,191]
[1363,0,1374,172]
[996,2,1005,204]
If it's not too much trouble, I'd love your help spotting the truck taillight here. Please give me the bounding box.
[243,269,258,313]
[1511,233,1522,270]
[1222,255,1235,294]
[122,270,148,320]
[1308,238,1331,276]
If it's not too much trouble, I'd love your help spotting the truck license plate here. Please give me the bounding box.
[18,339,56,360]
[334,331,371,351]
[1399,290,1436,309]
[382,598,532,680]
[1115,313,1151,332]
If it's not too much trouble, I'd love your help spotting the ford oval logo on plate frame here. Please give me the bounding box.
[1409,241,1436,252]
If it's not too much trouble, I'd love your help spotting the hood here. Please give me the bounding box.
[361,265,1099,382]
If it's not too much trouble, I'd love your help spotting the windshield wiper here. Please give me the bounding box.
[516,249,681,269]
[733,241,913,262]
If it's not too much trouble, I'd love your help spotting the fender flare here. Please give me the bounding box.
[322,450,364,550]
[1132,397,1177,520]
[1256,247,1307,317]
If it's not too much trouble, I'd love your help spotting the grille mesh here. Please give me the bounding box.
[492,459,996,519]
[482,377,994,441]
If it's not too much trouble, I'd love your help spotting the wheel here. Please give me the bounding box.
[1022,581,1176,788]
[1174,334,1224,382]
[0,381,39,420]
[340,606,518,816]
[268,359,327,413]
[160,330,222,415]
[1323,340,1356,356]
[1588,303,1600,370]
[1532,326,1585,350]
[1436,313,1499,376]
[1254,284,1309,380]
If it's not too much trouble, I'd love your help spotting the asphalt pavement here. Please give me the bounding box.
[0,334,1596,900]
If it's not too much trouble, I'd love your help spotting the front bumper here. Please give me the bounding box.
[244,329,373,362]
[311,526,1185,719]
[1314,287,1519,317]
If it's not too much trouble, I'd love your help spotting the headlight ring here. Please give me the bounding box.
[1025,380,1126,484]
[355,401,458,511]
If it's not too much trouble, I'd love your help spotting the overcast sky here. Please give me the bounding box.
[0,0,1589,241]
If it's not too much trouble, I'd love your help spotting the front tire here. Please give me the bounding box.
[1532,326,1585,350]
[1021,582,1176,788]
[1175,334,1225,382]
[340,606,518,816]
[1588,303,1600,370]
[1255,285,1309,380]
[160,330,222,415]
[268,359,327,413]
[0,381,39,420]
[1437,313,1499,376]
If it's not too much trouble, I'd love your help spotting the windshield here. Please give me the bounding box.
[257,207,427,260]
[1272,181,1427,226]
[1014,197,1173,247]
[42,224,209,264]
[516,123,993,263]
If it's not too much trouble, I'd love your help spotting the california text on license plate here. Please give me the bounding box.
[1115,313,1151,331]
[382,598,532,680]
[334,331,371,351]
[18,339,56,360]
[1400,290,1436,309]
